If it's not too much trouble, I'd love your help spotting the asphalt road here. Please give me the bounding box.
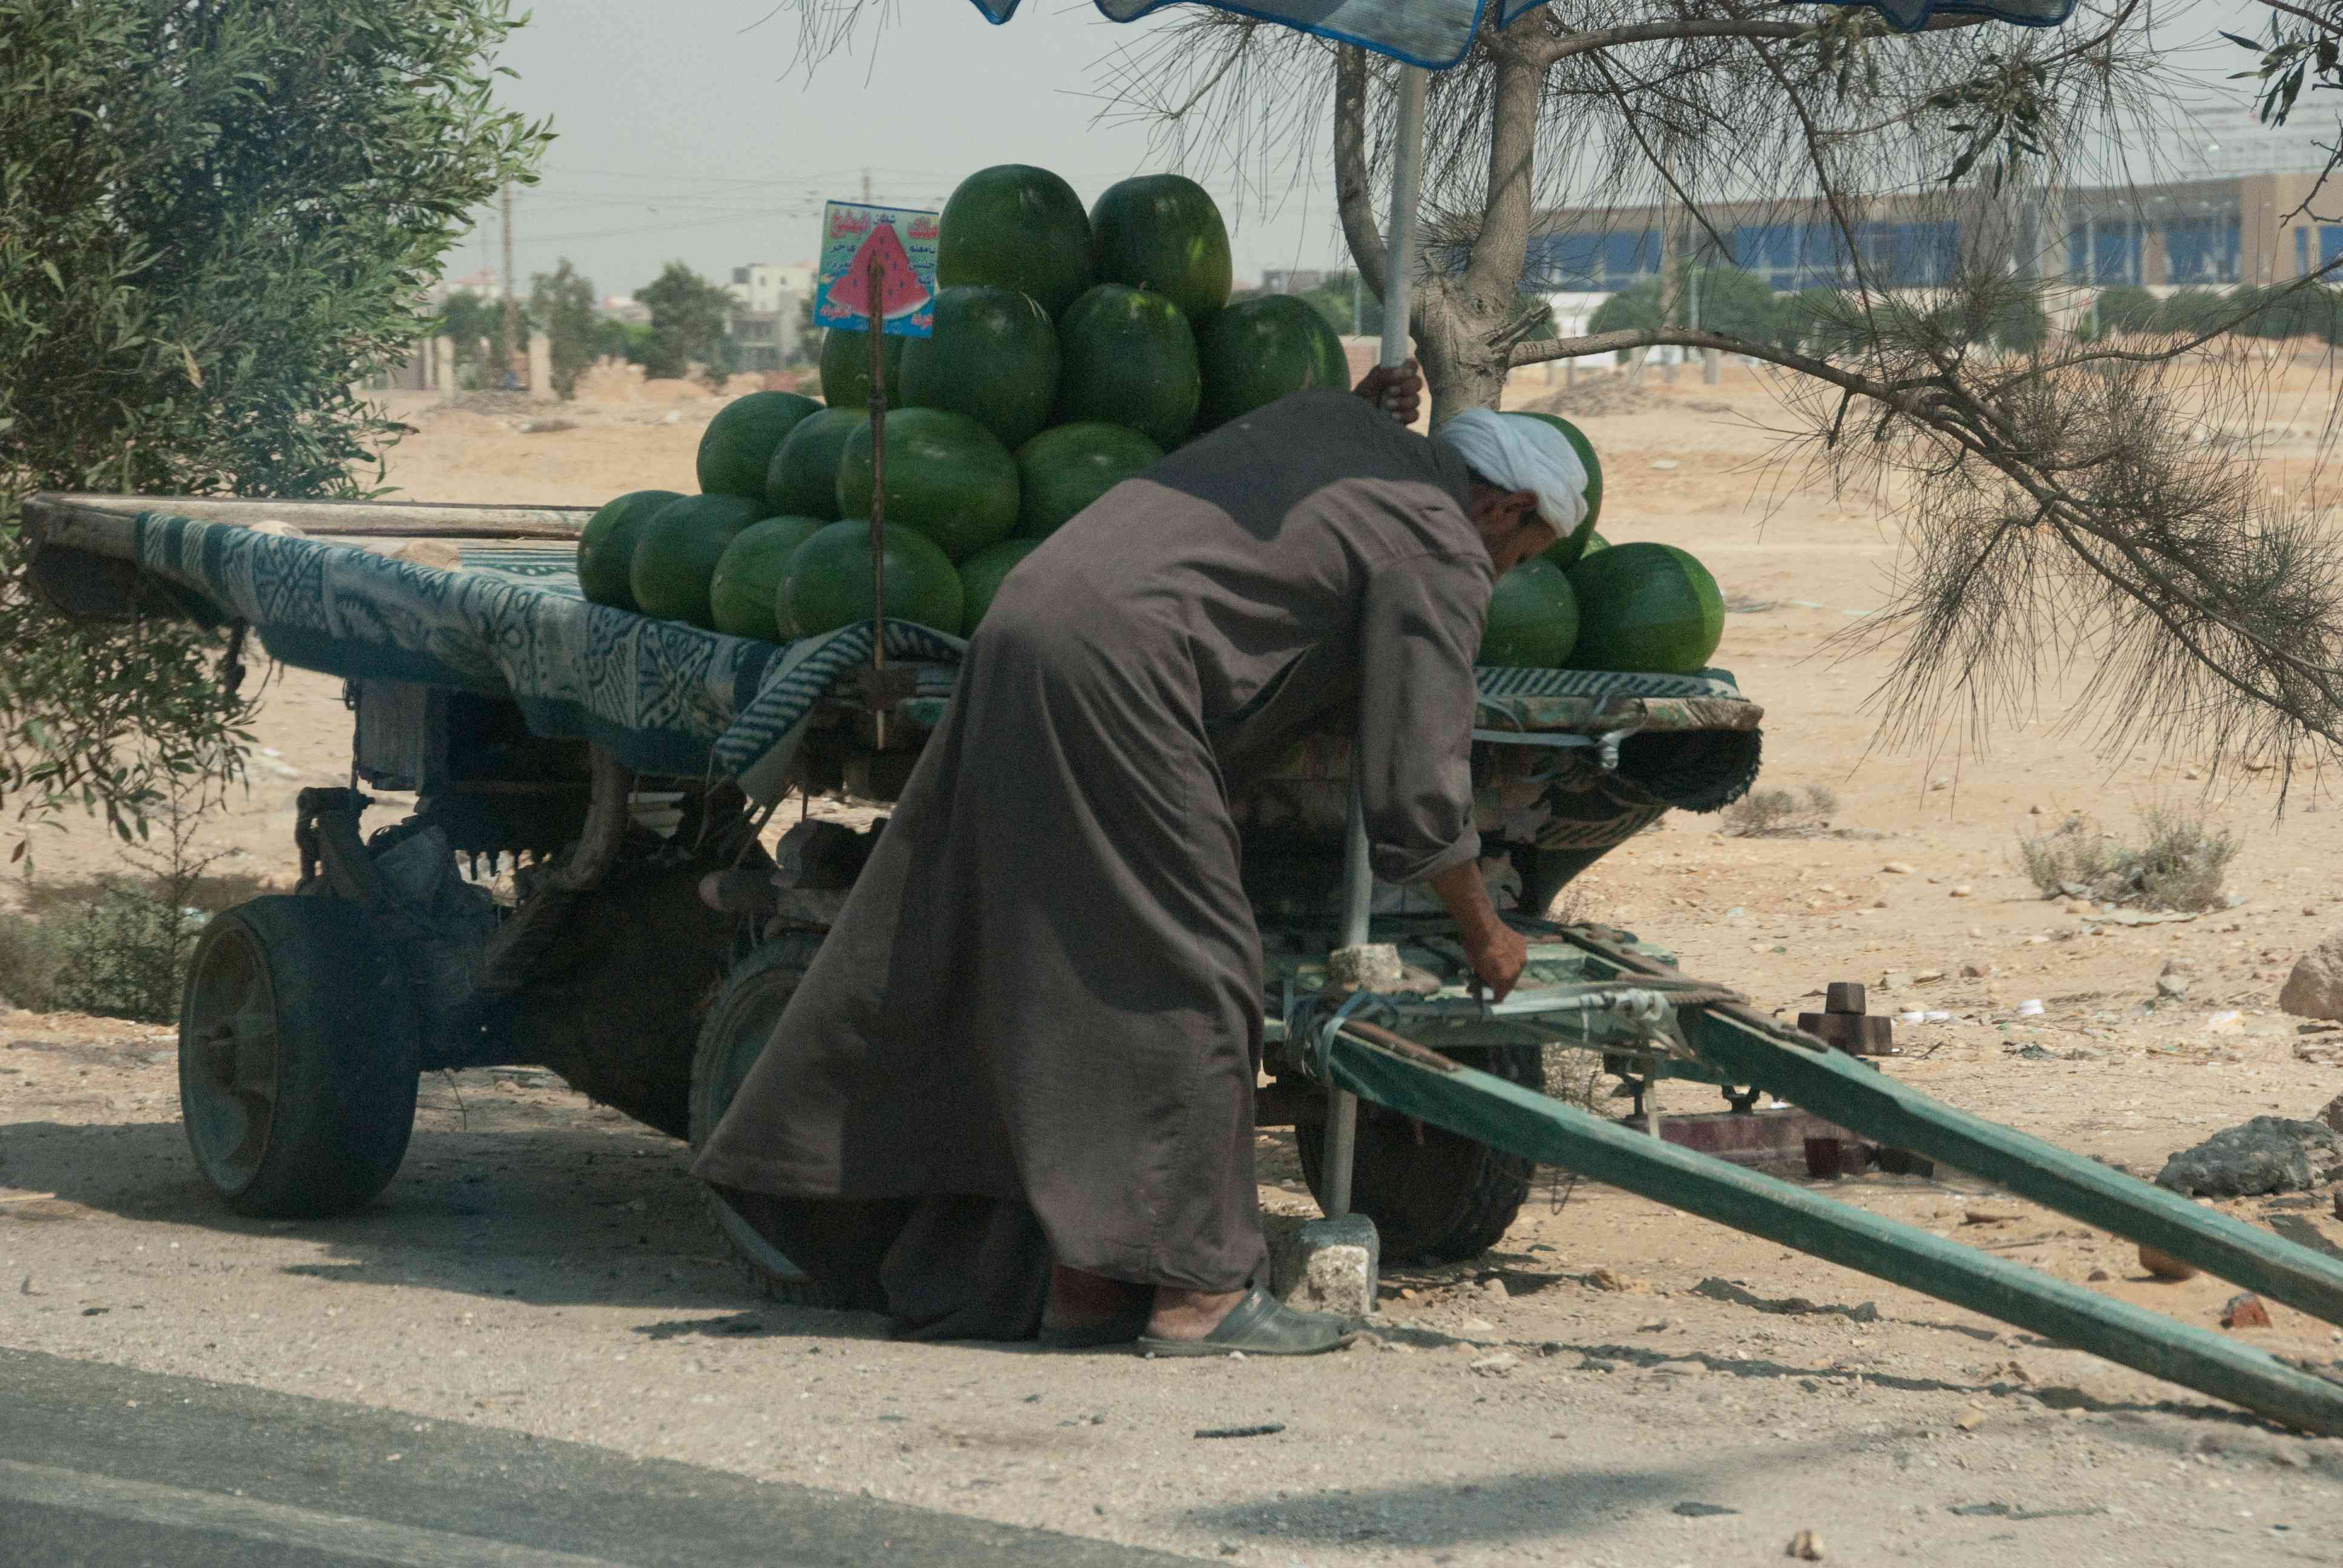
[0,1347,1199,1568]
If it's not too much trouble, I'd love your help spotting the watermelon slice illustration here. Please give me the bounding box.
[826,220,931,324]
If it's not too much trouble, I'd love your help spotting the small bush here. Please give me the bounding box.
[45,883,202,1024]
[2091,285,2161,336]
[1722,784,1840,838]
[2017,808,2240,912]
[0,912,62,1011]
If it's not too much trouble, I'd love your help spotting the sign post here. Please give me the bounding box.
[813,201,938,746]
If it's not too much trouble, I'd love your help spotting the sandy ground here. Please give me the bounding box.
[6,360,2343,1563]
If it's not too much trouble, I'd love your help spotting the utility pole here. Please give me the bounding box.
[861,169,873,204]
[499,181,520,391]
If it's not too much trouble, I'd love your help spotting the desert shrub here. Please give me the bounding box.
[47,884,192,1021]
[0,910,61,1010]
[44,882,201,1023]
[2018,808,2240,912]
[1722,783,1839,837]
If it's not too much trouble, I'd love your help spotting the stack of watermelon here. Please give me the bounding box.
[1473,410,1723,676]
[582,163,1339,644]
[574,160,1724,676]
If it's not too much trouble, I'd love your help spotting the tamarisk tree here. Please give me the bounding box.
[1086,0,2343,771]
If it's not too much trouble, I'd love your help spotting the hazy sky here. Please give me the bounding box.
[444,0,2272,302]
[444,0,1358,300]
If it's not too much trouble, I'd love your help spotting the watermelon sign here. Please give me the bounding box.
[814,201,939,339]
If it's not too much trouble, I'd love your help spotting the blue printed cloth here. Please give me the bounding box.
[130,514,962,791]
[958,0,2072,71]
[126,513,1747,795]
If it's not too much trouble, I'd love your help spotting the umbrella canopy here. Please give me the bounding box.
[958,0,2078,71]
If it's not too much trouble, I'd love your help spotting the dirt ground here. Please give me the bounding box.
[6,359,2343,1563]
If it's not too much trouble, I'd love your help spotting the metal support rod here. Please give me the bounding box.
[865,249,890,750]
[1377,66,1427,385]
[1325,777,1374,1216]
[1326,1028,2343,1437]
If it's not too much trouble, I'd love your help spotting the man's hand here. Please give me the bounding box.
[1354,358,1423,426]
[1462,923,1528,1002]
[1426,858,1527,1001]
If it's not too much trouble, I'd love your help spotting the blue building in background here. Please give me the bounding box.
[1524,166,2330,300]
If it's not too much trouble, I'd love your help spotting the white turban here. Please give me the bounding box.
[1432,408,1589,534]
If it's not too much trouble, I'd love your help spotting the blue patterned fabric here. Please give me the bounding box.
[957,0,2070,70]
[129,514,963,786]
[125,514,1747,794]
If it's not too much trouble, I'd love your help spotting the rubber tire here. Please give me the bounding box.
[1293,1041,1544,1263]
[177,897,419,1218]
[687,935,845,1307]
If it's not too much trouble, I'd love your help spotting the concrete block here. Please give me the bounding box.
[1262,1211,1379,1319]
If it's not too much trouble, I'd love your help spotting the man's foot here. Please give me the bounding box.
[1144,1285,1250,1342]
[1040,1266,1152,1347]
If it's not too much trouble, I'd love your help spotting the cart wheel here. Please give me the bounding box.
[687,935,844,1307]
[179,897,419,1217]
[1294,1042,1544,1263]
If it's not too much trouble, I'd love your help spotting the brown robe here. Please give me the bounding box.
[691,389,1492,1338]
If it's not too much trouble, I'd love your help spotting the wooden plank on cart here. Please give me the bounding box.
[27,492,595,544]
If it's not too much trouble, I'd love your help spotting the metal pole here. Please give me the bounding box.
[1377,67,1427,384]
[1327,64,1429,1218]
[865,248,889,750]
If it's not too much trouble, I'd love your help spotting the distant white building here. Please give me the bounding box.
[729,263,816,314]
[726,263,816,371]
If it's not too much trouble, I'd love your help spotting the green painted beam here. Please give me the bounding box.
[1326,1031,2343,1437]
[1680,1001,2343,1328]
[1559,938,2343,1329]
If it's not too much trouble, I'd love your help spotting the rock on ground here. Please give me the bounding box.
[2278,929,2343,1019]
[2154,1115,2343,1198]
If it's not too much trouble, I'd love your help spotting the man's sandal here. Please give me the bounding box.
[1134,1285,1356,1358]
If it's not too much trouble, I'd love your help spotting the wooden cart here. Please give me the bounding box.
[24,491,2343,1436]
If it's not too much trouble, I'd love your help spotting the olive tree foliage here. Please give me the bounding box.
[0,0,546,855]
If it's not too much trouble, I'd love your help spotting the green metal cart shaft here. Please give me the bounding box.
[1565,938,2343,1329]
[1325,1029,2343,1437]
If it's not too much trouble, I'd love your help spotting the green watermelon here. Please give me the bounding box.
[709,516,825,642]
[819,326,905,408]
[936,165,1095,321]
[631,494,767,629]
[957,537,1041,633]
[1196,295,1349,431]
[1055,285,1199,451]
[765,407,863,520]
[781,518,964,639]
[835,407,1019,561]
[1090,174,1231,324]
[698,391,820,499]
[1580,530,1609,557]
[899,286,1060,450]
[1565,541,1723,675]
[576,489,682,612]
[1014,422,1162,538]
[1478,560,1581,668]
[1512,411,1606,570]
